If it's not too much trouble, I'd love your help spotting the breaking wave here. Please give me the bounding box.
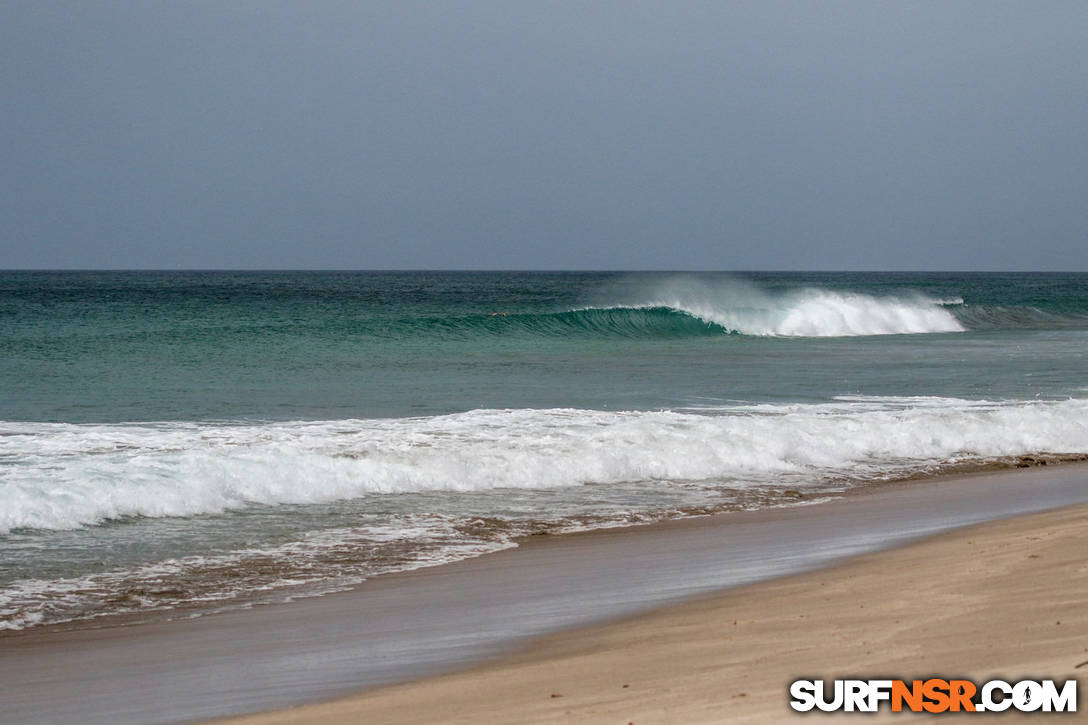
[413,289,965,339]
[582,288,966,337]
[3,397,1087,534]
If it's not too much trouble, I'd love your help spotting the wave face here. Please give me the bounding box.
[405,290,964,340]
[593,290,965,337]
[411,305,732,339]
[3,398,1087,534]
[500,276,1087,339]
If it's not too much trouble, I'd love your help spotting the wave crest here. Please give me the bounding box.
[633,289,965,337]
[433,289,965,340]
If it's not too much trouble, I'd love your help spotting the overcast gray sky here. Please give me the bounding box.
[2,1,1086,270]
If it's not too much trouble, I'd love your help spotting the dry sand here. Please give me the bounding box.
[222,504,1088,724]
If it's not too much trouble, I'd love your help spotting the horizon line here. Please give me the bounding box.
[1,268,1085,274]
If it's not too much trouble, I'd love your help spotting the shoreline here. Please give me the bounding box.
[2,463,1087,723]
[223,501,1088,724]
[7,453,1082,637]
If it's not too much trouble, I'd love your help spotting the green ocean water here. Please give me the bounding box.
[3,271,1087,422]
[2,271,1087,629]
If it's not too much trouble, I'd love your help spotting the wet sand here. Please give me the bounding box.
[223,502,1088,724]
[1,464,1086,723]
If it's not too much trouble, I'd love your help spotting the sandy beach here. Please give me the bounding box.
[224,501,1088,724]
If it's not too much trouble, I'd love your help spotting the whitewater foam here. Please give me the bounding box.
[0,515,516,630]
[2,397,1086,534]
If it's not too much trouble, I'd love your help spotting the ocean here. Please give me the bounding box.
[2,270,1087,630]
